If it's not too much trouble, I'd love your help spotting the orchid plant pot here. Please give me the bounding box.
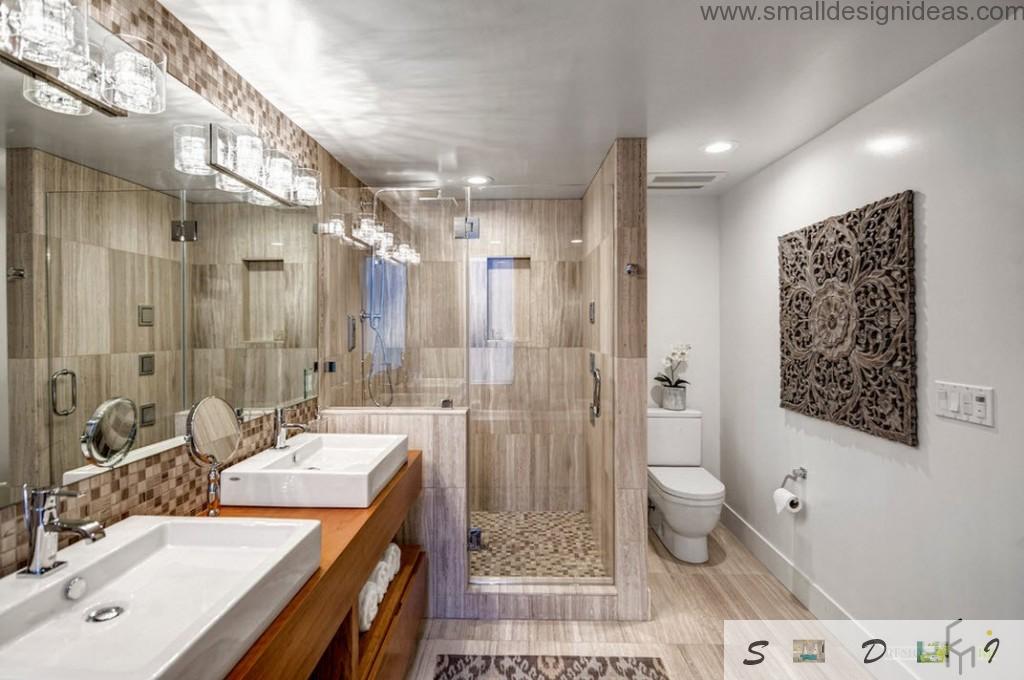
[655,343,692,412]
[661,385,687,411]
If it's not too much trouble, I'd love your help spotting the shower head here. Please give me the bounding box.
[417,189,459,205]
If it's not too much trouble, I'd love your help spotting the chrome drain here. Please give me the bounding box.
[85,605,124,623]
[305,466,321,470]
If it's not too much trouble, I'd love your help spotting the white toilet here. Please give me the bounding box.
[647,407,725,563]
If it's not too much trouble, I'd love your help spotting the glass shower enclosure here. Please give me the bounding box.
[326,186,614,584]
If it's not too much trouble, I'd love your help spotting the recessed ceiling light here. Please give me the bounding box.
[465,175,493,186]
[570,239,583,244]
[270,241,284,247]
[703,140,737,155]
[489,240,502,245]
[866,135,910,156]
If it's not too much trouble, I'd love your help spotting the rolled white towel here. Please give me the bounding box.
[358,580,381,632]
[370,561,391,600]
[384,543,402,580]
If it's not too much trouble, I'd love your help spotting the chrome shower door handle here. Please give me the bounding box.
[50,368,77,416]
[590,366,602,422]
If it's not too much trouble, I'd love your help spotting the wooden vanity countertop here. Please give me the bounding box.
[220,450,423,680]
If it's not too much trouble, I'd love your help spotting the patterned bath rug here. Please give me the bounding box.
[434,654,670,679]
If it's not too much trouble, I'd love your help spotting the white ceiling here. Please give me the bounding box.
[159,0,993,197]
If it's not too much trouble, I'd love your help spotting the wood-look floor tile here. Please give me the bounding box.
[413,523,813,679]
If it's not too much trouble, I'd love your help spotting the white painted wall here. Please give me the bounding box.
[718,22,1024,619]
[647,193,720,477]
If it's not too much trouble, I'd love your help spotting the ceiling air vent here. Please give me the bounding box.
[647,172,726,190]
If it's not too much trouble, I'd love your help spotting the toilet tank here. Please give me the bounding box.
[647,408,702,466]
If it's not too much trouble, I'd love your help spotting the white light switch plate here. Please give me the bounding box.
[935,380,994,427]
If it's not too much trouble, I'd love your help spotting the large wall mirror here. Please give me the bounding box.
[0,12,320,507]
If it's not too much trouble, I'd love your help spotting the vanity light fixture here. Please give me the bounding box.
[234,129,265,183]
[211,126,250,193]
[0,4,14,53]
[263,148,294,200]
[570,238,583,244]
[464,175,492,186]
[173,124,215,176]
[58,42,102,99]
[206,124,299,205]
[703,140,737,154]
[353,216,379,243]
[8,0,132,117]
[15,0,76,67]
[393,244,422,265]
[101,34,165,114]
[292,167,321,206]
[22,74,89,114]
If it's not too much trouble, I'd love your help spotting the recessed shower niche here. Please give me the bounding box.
[242,258,288,347]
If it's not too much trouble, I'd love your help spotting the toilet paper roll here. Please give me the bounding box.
[773,487,802,514]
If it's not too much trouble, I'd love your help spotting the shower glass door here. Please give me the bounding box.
[465,200,613,583]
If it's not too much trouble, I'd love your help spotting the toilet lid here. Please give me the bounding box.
[649,466,725,501]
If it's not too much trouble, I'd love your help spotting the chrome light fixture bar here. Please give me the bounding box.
[206,123,298,207]
[0,0,131,117]
[0,49,128,116]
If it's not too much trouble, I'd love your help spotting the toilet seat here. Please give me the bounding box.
[648,466,725,502]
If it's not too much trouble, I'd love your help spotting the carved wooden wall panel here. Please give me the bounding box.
[778,190,917,446]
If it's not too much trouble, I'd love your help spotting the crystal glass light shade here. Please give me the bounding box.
[353,217,380,244]
[1,4,15,53]
[102,33,166,114]
[263,149,294,200]
[173,124,215,176]
[16,0,75,67]
[56,0,98,89]
[292,167,321,206]
[233,128,264,183]
[22,75,89,115]
[212,126,248,193]
[58,44,103,99]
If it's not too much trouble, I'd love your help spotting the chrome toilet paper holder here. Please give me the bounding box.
[778,466,807,490]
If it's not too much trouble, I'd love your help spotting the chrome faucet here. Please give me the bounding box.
[274,406,307,450]
[21,485,105,577]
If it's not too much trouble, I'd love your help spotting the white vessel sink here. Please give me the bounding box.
[220,433,409,508]
[0,515,320,680]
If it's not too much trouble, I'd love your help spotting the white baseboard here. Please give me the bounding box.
[721,503,852,621]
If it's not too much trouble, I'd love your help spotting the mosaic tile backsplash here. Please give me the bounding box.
[0,398,318,577]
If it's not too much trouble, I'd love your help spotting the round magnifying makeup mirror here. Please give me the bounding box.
[80,397,139,468]
[184,396,242,516]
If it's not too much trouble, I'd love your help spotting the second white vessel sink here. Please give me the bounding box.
[220,433,409,508]
[0,515,320,680]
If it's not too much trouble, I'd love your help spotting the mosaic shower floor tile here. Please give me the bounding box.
[469,510,608,578]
